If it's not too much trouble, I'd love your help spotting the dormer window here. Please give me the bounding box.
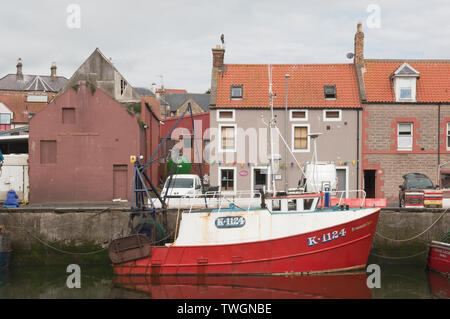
[324,85,337,99]
[230,85,243,99]
[392,63,420,102]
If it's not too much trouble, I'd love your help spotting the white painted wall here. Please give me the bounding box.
[0,154,29,203]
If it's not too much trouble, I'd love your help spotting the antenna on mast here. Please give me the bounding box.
[268,64,277,194]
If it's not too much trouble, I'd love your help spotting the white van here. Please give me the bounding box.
[161,174,203,198]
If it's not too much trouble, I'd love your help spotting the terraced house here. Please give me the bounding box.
[354,24,450,203]
[208,41,363,196]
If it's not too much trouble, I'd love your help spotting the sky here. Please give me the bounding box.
[0,0,449,93]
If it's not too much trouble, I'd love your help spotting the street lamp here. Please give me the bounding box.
[285,73,290,193]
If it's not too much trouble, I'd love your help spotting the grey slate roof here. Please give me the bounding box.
[165,93,210,112]
[0,74,68,92]
[135,87,155,96]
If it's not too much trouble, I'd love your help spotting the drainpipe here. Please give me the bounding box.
[438,103,441,187]
[357,109,360,193]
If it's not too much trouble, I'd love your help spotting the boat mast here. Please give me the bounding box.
[268,65,276,193]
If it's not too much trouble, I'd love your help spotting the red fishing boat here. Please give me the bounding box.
[427,240,450,276]
[109,192,379,275]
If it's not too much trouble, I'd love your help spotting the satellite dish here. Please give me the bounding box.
[346,52,355,59]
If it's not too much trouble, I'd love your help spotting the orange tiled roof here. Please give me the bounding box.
[364,60,450,103]
[156,88,187,94]
[215,64,361,108]
[0,91,56,123]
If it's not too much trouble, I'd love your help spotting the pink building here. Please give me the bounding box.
[29,81,160,203]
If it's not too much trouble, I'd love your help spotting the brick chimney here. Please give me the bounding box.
[51,62,57,78]
[354,23,364,67]
[16,58,23,80]
[212,45,225,69]
[209,45,225,107]
[353,23,367,102]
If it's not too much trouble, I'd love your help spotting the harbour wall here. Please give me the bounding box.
[0,207,448,266]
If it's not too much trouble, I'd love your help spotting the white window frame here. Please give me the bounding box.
[230,85,243,100]
[289,109,308,121]
[323,109,342,122]
[291,124,310,153]
[397,122,413,151]
[216,109,235,122]
[26,95,48,103]
[0,113,11,125]
[218,167,237,194]
[218,123,237,153]
[395,77,417,102]
[447,123,450,151]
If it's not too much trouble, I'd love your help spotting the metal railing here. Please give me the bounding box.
[330,190,367,207]
[177,191,262,213]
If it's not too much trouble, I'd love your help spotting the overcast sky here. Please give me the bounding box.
[1,0,449,93]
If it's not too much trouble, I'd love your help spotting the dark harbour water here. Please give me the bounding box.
[0,258,448,300]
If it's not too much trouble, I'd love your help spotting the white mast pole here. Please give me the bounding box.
[268,65,276,194]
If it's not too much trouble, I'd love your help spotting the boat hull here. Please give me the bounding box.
[113,208,379,276]
[427,241,450,276]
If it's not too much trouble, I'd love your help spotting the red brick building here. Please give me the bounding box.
[0,59,67,131]
[159,112,210,183]
[354,24,450,202]
[29,81,160,203]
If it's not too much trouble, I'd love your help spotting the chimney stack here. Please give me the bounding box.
[212,45,225,69]
[354,23,364,67]
[16,58,23,80]
[209,45,225,107]
[51,62,57,78]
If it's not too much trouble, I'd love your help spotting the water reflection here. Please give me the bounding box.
[0,264,447,299]
[110,273,372,299]
[428,271,450,299]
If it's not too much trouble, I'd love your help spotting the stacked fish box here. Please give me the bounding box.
[423,190,443,208]
[404,191,425,208]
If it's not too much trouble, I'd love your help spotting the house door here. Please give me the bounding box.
[113,165,128,200]
[364,170,376,198]
[252,167,268,195]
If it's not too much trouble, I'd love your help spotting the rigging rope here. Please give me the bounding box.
[375,208,448,242]
[370,250,428,260]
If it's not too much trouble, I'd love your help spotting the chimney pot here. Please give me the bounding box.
[357,22,362,32]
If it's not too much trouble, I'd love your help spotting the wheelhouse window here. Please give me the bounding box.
[219,168,235,192]
[230,85,243,99]
[292,125,309,152]
[398,123,413,151]
[219,124,236,152]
